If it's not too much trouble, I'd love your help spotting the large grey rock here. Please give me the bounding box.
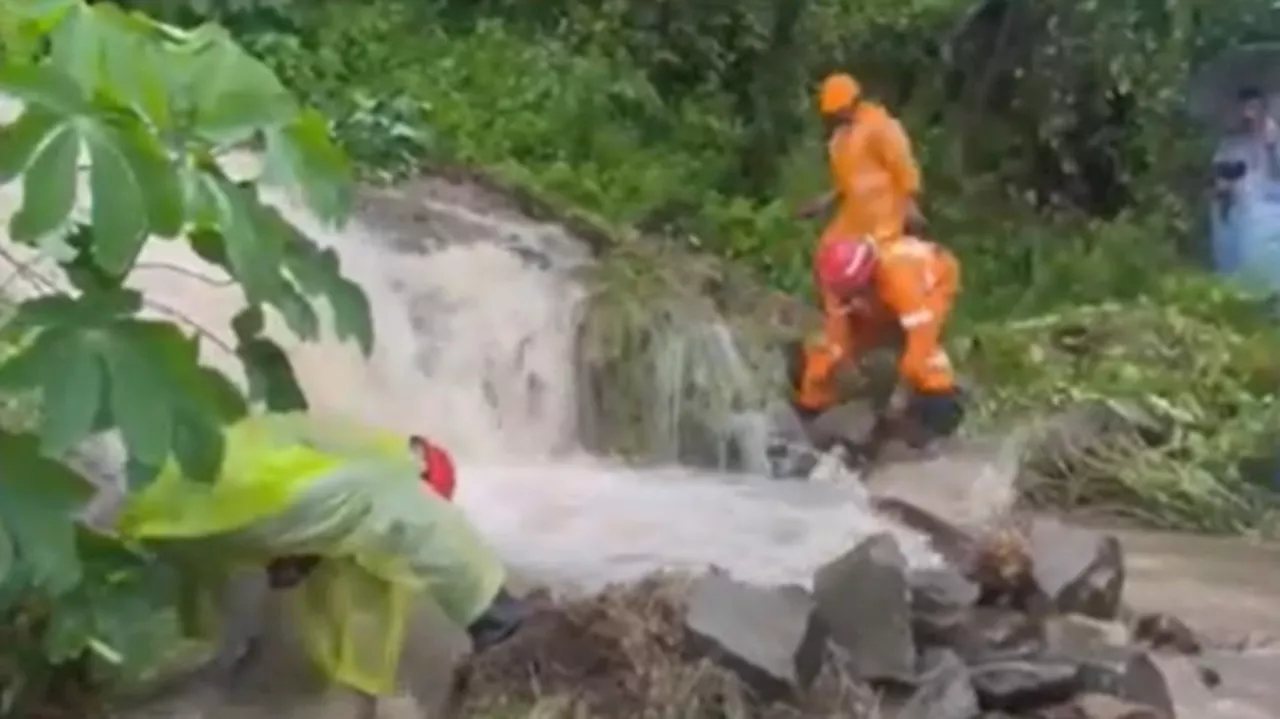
[909,566,981,647]
[1133,612,1201,655]
[813,533,916,683]
[1066,646,1174,717]
[1027,518,1125,620]
[897,648,981,719]
[683,573,828,701]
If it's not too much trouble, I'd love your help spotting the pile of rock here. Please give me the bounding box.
[679,499,1274,719]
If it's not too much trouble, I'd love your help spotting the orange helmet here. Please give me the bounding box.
[815,236,877,296]
[818,73,861,115]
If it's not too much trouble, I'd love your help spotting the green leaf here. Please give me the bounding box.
[0,526,14,590]
[270,282,320,340]
[103,327,173,470]
[171,411,225,485]
[237,338,308,412]
[169,23,296,146]
[73,529,179,674]
[283,236,374,355]
[3,0,78,24]
[47,3,172,129]
[0,430,93,596]
[187,172,284,302]
[0,62,89,115]
[231,307,308,411]
[38,328,106,457]
[43,588,94,661]
[263,109,354,225]
[0,64,183,272]
[88,120,185,273]
[11,124,79,244]
[0,108,58,183]
[0,294,246,484]
[231,306,264,339]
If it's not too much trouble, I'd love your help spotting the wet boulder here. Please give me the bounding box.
[896,648,981,719]
[909,566,981,647]
[1066,646,1174,716]
[968,658,1082,712]
[1026,518,1125,620]
[682,573,828,701]
[1132,612,1201,655]
[812,532,917,683]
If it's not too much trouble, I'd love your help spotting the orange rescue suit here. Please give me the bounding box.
[797,237,959,413]
[821,103,922,249]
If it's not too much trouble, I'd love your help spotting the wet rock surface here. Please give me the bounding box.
[114,501,1280,719]
[1026,518,1125,620]
[445,501,1277,719]
[854,499,1272,719]
[813,532,917,683]
[682,572,827,700]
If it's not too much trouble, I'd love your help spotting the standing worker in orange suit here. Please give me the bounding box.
[797,72,925,249]
[792,234,965,462]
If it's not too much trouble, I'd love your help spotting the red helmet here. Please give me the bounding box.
[815,237,877,296]
[410,435,457,501]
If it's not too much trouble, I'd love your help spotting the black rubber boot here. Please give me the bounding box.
[466,587,531,653]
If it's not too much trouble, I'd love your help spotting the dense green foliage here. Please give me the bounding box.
[114,0,1274,314]
[0,2,369,714]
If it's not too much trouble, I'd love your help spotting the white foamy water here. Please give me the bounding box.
[0,101,940,590]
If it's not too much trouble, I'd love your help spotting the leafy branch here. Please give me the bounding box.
[0,0,374,712]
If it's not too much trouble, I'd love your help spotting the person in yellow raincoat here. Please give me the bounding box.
[798,72,924,250]
[116,413,529,697]
[790,234,965,461]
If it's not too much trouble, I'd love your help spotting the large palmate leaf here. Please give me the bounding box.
[0,430,94,601]
[0,291,246,485]
[0,64,184,275]
[231,307,308,412]
[263,108,355,226]
[284,235,374,355]
[42,529,177,669]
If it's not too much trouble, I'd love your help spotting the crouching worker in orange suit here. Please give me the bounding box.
[792,234,966,463]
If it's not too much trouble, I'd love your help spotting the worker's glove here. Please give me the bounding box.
[906,388,965,442]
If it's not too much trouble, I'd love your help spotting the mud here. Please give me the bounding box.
[448,574,874,719]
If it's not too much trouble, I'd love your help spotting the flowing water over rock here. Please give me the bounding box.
[0,142,940,592]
